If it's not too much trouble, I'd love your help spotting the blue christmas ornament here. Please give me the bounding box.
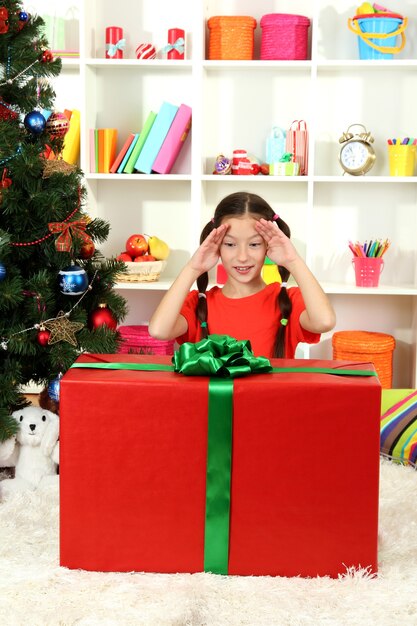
[19,11,29,22]
[48,373,63,403]
[0,263,6,282]
[58,264,89,295]
[24,111,46,135]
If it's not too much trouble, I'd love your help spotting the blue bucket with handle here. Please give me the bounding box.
[348,14,407,60]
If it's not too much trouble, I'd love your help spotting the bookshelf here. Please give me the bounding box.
[41,0,417,387]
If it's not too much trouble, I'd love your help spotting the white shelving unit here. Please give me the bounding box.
[42,0,417,387]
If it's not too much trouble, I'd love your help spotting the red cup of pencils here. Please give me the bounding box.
[349,239,390,287]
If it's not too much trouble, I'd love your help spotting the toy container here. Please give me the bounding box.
[260,13,310,60]
[332,330,395,389]
[207,16,257,60]
[348,13,407,60]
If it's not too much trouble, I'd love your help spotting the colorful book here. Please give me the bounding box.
[102,128,118,173]
[123,111,157,173]
[97,129,105,173]
[89,129,95,173]
[110,133,136,174]
[62,109,81,165]
[94,129,99,173]
[152,104,192,174]
[134,101,178,174]
[117,134,140,173]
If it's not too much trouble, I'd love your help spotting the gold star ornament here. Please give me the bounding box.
[43,311,84,347]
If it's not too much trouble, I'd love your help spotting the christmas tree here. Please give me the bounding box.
[0,2,127,442]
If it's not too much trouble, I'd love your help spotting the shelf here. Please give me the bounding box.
[86,174,192,182]
[321,283,417,296]
[85,59,193,69]
[46,0,417,388]
[114,280,417,296]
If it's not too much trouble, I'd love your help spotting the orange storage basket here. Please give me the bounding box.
[208,16,257,60]
[332,330,395,389]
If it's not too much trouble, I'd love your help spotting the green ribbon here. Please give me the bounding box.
[173,334,272,378]
[70,334,377,575]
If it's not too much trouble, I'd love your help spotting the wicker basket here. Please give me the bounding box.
[260,13,310,60]
[116,260,167,283]
[332,330,396,389]
[208,16,257,60]
[118,325,174,355]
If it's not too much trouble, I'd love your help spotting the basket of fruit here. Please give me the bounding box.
[116,233,170,282]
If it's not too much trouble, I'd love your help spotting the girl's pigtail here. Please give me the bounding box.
[196,220,215,337]
[273,267,292,357]
[272,215,292,358]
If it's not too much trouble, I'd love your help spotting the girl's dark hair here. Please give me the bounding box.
[196,191,292,358]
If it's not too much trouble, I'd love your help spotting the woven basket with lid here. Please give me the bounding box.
[208,16,257,60]
[332,330,396,389]
[260,13,310,60]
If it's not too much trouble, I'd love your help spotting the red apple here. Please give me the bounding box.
[117,252,133,262]
[260,163,270,175]
[125,234,148,258]
[134,254,156,262]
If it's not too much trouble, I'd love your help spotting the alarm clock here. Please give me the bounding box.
[339,124,376,176]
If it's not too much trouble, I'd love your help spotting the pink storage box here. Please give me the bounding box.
[117,325,174,355]
[260,14,310,60]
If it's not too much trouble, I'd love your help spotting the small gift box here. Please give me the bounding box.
[269,152,300,176]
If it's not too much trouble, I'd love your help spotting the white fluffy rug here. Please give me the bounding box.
[0,459,416,626]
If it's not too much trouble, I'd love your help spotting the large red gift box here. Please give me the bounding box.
[60,353,381,578]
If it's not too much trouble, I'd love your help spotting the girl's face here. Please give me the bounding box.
[219,216,267,286]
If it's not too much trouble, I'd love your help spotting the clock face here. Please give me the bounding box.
[340,140,375,173]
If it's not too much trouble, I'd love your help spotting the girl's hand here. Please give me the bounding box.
[188,223,229,273]
[255,218,299,269]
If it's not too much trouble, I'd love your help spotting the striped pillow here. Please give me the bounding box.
[380,389,417,468]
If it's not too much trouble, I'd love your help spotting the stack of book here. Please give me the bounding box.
[90,101,192,175]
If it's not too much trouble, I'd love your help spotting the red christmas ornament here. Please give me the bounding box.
[0,7,9,34]
[46,112,70,139]
[79,239,95,260]
[1,168,12,189]
[89,304,117,330]
[0,97,18,121]
[37,327,51,346]
[41,49,54,63]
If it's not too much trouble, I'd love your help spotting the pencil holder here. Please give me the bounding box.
[352,257,384,287]
[388,144,416,176]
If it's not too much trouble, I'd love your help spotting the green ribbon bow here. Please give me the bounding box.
[173,334,272,378]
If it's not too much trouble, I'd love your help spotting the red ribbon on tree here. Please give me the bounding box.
[48,220,91,253]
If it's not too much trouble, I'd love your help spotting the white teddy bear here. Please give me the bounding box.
[0,406,59,496]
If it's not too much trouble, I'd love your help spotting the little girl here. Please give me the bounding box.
[149,192,336,358]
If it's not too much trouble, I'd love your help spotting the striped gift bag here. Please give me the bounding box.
[380,389,417,468]
[285,120,308,175]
